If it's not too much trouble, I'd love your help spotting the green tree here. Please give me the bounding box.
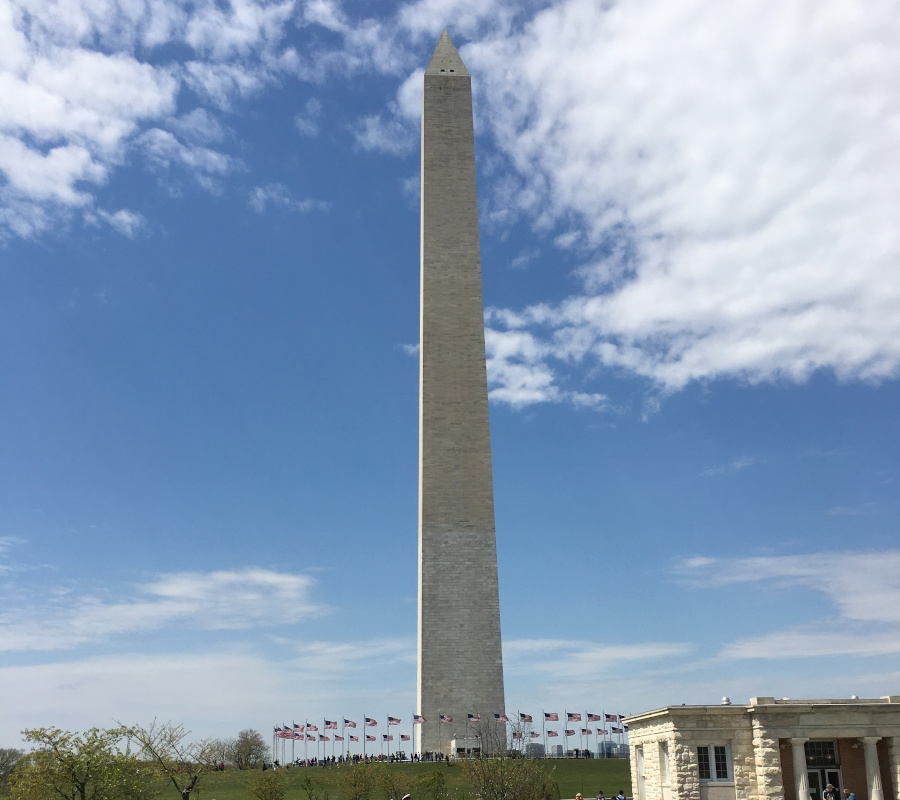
[372,763,408,800]
[126,721,216,800]
[333,761,376,800]
[9,727,154,800]
[460,755,558,800]
[230,729,268,770]
[418,769,450,800]
[0,748,24,793]
[243,768,288,800]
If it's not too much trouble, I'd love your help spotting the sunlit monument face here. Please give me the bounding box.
[416,29,505,756]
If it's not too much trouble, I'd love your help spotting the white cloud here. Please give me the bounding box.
[294,97,322,137]
[677,550,900,659]
[700,456,757,477]
[0,567,326,651]
[249,183,329,214]
[504,638,691,679]
[351,114,417,156]
[89,207,146,236]
[465,0,900,398]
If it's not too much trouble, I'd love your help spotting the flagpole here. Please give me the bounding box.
[542,710,546,759]
[363,715,366,760]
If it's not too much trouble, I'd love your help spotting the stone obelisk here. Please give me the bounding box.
[417,30,505,756]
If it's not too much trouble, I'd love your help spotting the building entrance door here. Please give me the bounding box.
[807,768,843,800]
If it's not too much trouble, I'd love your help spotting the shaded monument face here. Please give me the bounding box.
[416,30,506,756]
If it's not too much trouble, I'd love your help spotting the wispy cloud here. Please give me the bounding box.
[504,638,691,679]
[249,183,330,214]
[700,456,758,477]
[0,568,326,651]
[677,550,900,659]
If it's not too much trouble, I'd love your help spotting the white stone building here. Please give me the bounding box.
[625,697,900,800]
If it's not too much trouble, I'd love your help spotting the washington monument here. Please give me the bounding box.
[417,30,505,755]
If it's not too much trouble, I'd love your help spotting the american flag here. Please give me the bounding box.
[512,732,523,739]
[401,735,410,741]
[365,718,377,727]
[388,717,401,725]
[366,735,376,742]
[547,730,558,737]
[306,734,316,741]
[611,726,623,734]
[344,719,357,728]
[335,736,344,742]
[319,735,329,742]
[440,715,453,723]
[597,729,608,735]
[624,724,629,730]
[567,712,582,721]
[324,720,337,730]
[382,734,393,741]
[350,736,359,742]
[468,714,481,722]
[605,714,618,722]
[519,713,533,723]
[494,713,509,723]
[292,733,303,740]
[293,723,304,731]
[582,729,592,736]
[530,732,541,738]
[545,712,559,721]
[565,729,575,736]
[307,724,319,732]
[413,715,426,724]
[587,714,602,722]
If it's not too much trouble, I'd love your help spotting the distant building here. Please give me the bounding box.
[625,696,900,800]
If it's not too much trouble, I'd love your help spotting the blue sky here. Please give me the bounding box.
[2,0,900,749]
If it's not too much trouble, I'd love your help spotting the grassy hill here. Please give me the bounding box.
[193,759,631,800]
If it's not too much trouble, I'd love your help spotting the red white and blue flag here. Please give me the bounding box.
[494,713,509,723]
[306,734,316,741]
[383,734,393,741]
[365,718,377,727]
[388,717,401,726]
[401,735,410,741]
[350,736,359,742]
[567,713,582,722]
[611,727,624,734]
[519,713,533,723]
[605,714,618,722]
[293,724,304,731]
[545,712,559,721]
[530,732,541,738]
[335,736,344,742]
[440,715,453,723]
[565,729,575,736]
[512,732,522,739]
[468,714,481,722]
[319,735,329,742]
[307,724,319,732]
[587,714,602,722]
[582,729,592,736]
[366,735,376,742]
[597,729,608,735]
[413,715,426,724]
[324,721,337,730]
[547,730,558,737]
[344,719,357,728]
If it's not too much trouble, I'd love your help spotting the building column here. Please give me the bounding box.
[862,737,883,800]
[791,738,810,800]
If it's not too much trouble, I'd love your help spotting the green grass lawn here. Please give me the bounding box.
[194,759,631,800]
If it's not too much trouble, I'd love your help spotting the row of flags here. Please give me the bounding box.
[275,712,627,739]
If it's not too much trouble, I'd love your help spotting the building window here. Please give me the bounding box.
[697,744,731,781]
[805,741,839,767]
[660,741,670,785]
